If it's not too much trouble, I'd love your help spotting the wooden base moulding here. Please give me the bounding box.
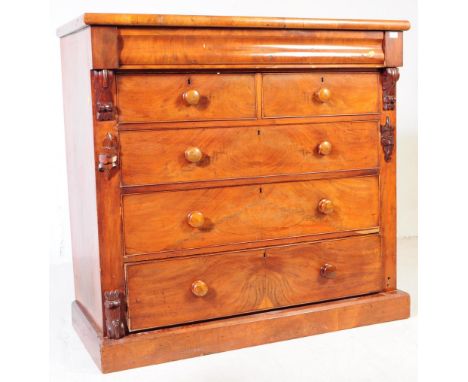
[72,290,410,373]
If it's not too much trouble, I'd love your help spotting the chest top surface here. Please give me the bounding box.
[57,13,410,37]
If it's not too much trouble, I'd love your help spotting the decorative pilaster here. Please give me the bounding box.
[104,290,126,340]
[382,68,400,111]
[97,132,119,178]
[380,116,395,162]
[93,69,116,121]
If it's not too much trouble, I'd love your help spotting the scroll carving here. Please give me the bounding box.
[104,290,126,340]
[380,116,395,162]
[98,132,119,178]
[382,67,400,110]
[93,69,115,121]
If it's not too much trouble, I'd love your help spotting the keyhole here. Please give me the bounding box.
[187,78,191,85]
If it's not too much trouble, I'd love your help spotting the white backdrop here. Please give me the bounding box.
[49,0,417,264]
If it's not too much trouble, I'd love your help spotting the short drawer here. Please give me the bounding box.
[262,72,380,118]
[120,121,379,186]
[123,176,379,255]
[116,73,256,123]
[125,235,383,330]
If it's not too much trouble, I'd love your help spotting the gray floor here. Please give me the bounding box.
[50,237,417,382]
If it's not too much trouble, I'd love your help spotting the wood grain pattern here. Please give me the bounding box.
[72,290,410,373]
[123,228,380,263]
[91,70,126,336]
[57,13,410,37]
[90,26,118,69]
[118,28,384,67]
[384,31,403,67]
[380,70,398,290]
[119,121,379,186]
[60,27,103,331]
[263,72,380,118]
[125,235,382,330]
[123,176,379,255]
[116,73,256,123]
[58,13,411,372]
[117,74,256,122]
[118,113,380,131]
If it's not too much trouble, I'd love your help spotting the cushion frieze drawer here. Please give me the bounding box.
[125,235,384,331]
[120,121,379,186]
[122,176,379,255]
[117,73,256,123]
[263,72,380,118]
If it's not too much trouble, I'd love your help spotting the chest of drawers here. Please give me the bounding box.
[58,13,410,373]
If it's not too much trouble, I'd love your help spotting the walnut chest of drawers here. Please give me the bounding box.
[58,13,411,373]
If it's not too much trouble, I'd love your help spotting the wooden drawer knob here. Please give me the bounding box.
[187,211,205,228]
[183,89,201,105]
[191,280,208,297]
[320,264,337,279]
[317,141,332,155]
[184,146,203,163]
[315,87,331,103]
[318,199,334,214]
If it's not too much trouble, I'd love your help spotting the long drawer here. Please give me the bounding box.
[123,176,379,255]
[120,121,379,186]
[125,235,383,331]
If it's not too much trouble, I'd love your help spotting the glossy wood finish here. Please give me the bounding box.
[72,290,410,373]
[58,13,410,37]
[123,176,379,256]
[90,27,118,69]
[126,235,382,330]
[380,73,398,290]
[384,31,403,67]
[59,13,410,372]
[119,29,385,67]
[119,121,379,186]
[91,70,126,332]
[263,72,379,118]
[61,28,104,331]
[117,73,256,123]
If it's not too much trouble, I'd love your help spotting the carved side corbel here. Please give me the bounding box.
[380,116,395,162]
[98,132,119,178]
[382,68,400,111]
[93,69,116,121]
[104,290,126,340]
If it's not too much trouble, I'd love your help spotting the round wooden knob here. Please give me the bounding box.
[320,264,337,279]
[187,211,205,228]
[184,147,203,163]
[191,280,208,297]
[318,199,334,214]
[317,141,332,156]
[183,89,201,105]
[315,87,331,103]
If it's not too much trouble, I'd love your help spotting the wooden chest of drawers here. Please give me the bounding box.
[58,13,410,373]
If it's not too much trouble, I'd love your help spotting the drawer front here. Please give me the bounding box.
[263,73,379,118]
[117,74,256,123]
[125,235,383,330]
[119,28,385,67]
[120,121,379,186]
[123,176,379,255]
